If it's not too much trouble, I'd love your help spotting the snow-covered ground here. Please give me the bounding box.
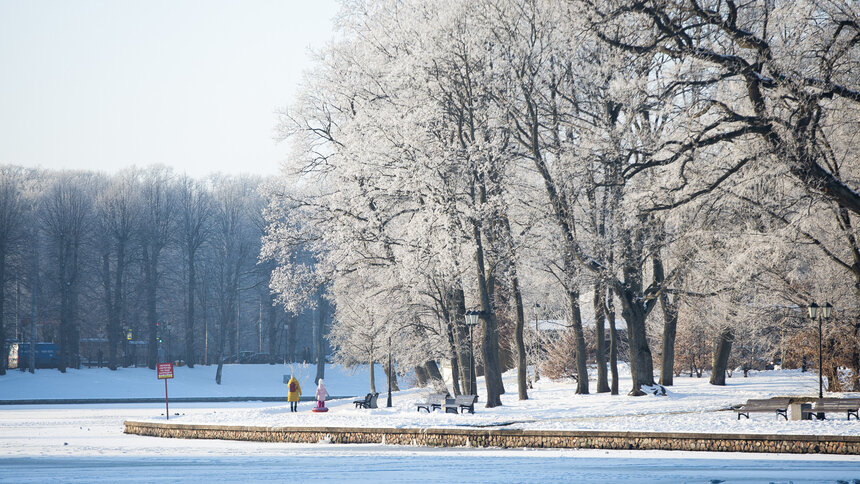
[4,363,860,436]
[2,365,860,481]
[175,368,860,436]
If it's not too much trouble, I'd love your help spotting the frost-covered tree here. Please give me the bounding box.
[138,166,176,369]
[0,167,30,375]
[96,170,140,370]
[41,172,94,372]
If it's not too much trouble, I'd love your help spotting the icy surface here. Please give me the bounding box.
[1,404,860,482]
[0,362,383,400]
[2,366,860,481]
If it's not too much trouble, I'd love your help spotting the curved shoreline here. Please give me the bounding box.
[123,420,860,455]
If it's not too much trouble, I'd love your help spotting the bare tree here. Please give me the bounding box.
[178,175,211,369]
[96,170,140,370]
[41,172,93,372]
[139,167,176,368]
[211,176,257,383]
[0,167,29,375]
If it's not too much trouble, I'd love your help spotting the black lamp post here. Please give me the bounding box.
[807,302,833,399]
[386,326,407,408]
[533,302,540,382]
[387,334,393,408]
[464,310,481,396]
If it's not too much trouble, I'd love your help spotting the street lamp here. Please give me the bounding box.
[387,333,394,408]
[807,302,833,399]
[386,326,406,408]
[533,302,540,382]
[464,310,481,396]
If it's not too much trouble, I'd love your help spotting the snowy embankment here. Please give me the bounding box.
[174,367,860,436]
[4,363,860,437]
[0,362,384,400]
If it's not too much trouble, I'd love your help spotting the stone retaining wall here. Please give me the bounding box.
[123,421,860,455]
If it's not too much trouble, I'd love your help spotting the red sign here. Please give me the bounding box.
[157,363,174,379]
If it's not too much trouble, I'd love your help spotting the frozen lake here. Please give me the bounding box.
[5,453,860,483]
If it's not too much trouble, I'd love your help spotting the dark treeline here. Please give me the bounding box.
[0,165,318,377]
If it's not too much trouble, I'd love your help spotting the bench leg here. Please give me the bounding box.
[850,411,858,421]
[777,410,787,421]
[737,412,748,420]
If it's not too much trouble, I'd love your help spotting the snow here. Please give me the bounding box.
[96,365,860,437]
[4,363,860,437]
[2,365,860,481]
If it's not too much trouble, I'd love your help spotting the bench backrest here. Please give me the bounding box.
[368,392,379,408]
[745,398,790,408]
[428,393,447,405]
[815,398,860,410]
[454,395,477,406]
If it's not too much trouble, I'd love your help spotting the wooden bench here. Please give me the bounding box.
[353,392,379,409]
[443,394,478,414]
[802,398,860,421]
[733,398,790,420]
[416,393,448,413]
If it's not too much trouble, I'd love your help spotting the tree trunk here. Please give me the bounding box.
[474,226,503,407]
[569,289,589,394]
[215,299,231,385]
[594,281,609,393]
[115,242,126,368]
[659,294,679,386]
[414,364,428,387]
[28,238,39,374]
[451,285,474,396]
[618,290,654,394]
[384,357,399,391]
[608,286,619,395]
[654,255,678,386]
[440,289,462,396]
[486,274,505,395]
[0,253,6,375]
[511,270,528,400]
[287,313,296,363]
[185,250,196,368]
[710,327,734,386]
[144,250,158,370]
[424,360,446,392]
[850,323,860,391]
[369,361,376,393]
[102,252,118,371]
[267,293,277,363]
[314,293,326,384]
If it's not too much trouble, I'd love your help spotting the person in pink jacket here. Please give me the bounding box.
[315,379,330,411]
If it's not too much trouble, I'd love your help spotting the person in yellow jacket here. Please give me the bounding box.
[287,375,302,412]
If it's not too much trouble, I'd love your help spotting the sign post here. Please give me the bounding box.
[157,362,174,420]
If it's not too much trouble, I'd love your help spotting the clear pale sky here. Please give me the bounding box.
[0,0,339,178]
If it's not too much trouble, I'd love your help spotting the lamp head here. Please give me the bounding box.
[808,302,819,319]
[464,310,480,327]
